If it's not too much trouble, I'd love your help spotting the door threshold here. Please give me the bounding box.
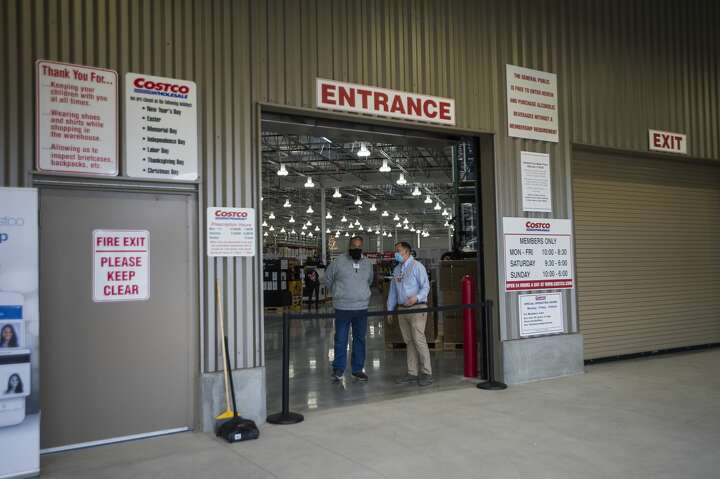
[40,427,191,455]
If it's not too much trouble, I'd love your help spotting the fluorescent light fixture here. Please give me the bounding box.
[341,215,347,223]
[396,173,407,185]
[434,202,441,210]
[306,205,314,213]
[412,186,421,196]
[264,231,268,237]
[444,221,449,227]
[354,219,360,226]
[301,231,306,236]
[393,213,400,221]
[306,220,312,226]
[321,136,332,143]
[326,228,331,234]
[375,229,380,234]
[403,217,409,224]
[308,232,314,238]
[302,224,307,230]
[262,221,268,227]
[283,198,291,208]
[289,216,295,223]
[344,232,350,237]
[381,210,389,217]
[357,142,370,157]
[291,228,297,235]
[277,163,288,176]
[268,211,276,219]
[280,227,286,233]
[379,159,391,173]
[354,195,362,205]
[314,226,320,232]
[269,225,275,231]
[359,226,364,231]
[369,203,377,212]
[304,176,315,188]
[424,195,432,204]
[396,222,402,228]
[349,224,355,229]
[333,187,342,198]
[326,211,332,219]
[442,209,449,217]
[410,227,416,232]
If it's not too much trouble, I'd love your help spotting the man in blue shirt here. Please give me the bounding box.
[387,241,433,386]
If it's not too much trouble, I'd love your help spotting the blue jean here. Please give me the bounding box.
[332,309,368,373]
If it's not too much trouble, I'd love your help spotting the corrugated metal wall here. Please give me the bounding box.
[1,0,718,369]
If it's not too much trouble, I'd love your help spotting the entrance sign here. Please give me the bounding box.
[648,129,687,154]
[207,208,256,257]
[503,217,573,291]
[316,78,455,126]
[521,151,552,213]
[36,60,118,175]
[0,187,40,478]
[519,293,564,337]
[506,65,558,142]
[93,230,149,302]
[125,73,199,180]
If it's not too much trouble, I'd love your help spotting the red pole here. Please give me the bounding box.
[462,275,477,378]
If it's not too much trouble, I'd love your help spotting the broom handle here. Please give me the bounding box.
[217,280,232,413]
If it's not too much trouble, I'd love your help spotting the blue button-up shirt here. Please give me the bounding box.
[387,257,430,311]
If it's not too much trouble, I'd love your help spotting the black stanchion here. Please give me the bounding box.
[267,310,304,425]
[477,300,507,391]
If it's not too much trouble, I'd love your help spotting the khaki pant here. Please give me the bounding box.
[398,305,432,375]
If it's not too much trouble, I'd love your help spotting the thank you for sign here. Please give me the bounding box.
[207,208,256,257]
[93,230,149,302]
[503,217,573,292]
[506,65,558,142]
[316,78,455,125]
[648,129,687,154]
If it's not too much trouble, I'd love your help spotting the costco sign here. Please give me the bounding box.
[316,78,455,125]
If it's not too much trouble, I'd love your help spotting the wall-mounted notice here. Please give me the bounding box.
[93,230,149,302]
[503,217,573,292]
[506,64,558,143]
[521,151,552,213]
[207,208,256,257]
[519,293,564,337]
[36,60,118,175]
[125,73,198,180]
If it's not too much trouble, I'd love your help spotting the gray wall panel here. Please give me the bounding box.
[1,0,718,370]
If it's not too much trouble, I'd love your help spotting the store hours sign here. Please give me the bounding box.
[503,217,573,292]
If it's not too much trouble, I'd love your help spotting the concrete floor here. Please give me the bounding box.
[41,348,720,479]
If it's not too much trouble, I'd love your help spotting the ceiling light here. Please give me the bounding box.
[306,205,314,214]
[262,220,268,227]
[280,227,286,233]
[283,198,291,208]
[354,195,362,206]
[263,231,268,237]
[335,231,340,237]
[269,225,275,231]
[344,232,350,237]
[326,228,331,234]
[442,209,449,217]
[326,211,332,219]
[341,215,347,223]
[403,217,409,224]
[444,221,449,227]
[403,225,410,230]
[369,203,377,212]
[393,213,400,221]
[357,142,370,157]
[314,226,320,232]
[349,224,354,229]
[289,216,295,223]
[301,231,306,236]
[333,187,341,198]
[359,226,364,231]
[379,159,391,173]
[375,229,380,234]
[321,136,332,143]
[308,232,314,238]
[412,186,421,196]
[396,222,402,228]
[354,219,360,226]
[304,176,315,188]
[396,173,407,185]
[381,210,389,217]
[306,220,312,226]
[302,224,307,230]
[277,163,288,176]
[434,202,441,210]
[268,211,276,219]
[291,228,297,235]
[424,195,432,204]
[261,196,264,202]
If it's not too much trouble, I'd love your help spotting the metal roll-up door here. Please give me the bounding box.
[573,150,720,360]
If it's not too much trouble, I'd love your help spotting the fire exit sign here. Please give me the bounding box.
[648,129,687,154]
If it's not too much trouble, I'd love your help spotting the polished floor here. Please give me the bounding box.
[41,348,720,478]
[264,297,473,415]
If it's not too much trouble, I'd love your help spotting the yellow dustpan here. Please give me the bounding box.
[215,281,235,420]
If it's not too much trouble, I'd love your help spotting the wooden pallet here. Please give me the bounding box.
[443,341,466,350]
[385,341,443,351]
[263,306,287,315]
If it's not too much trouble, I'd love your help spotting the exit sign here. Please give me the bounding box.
[648,129,687,154]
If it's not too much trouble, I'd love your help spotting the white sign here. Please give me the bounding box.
[207,208,256,257]
[648,129,687,154]
[519,293,564,337]
[521,151,552,213]
[125,73,199,180]
[503,217,574,292]
[93,230,149,302]
[316,78,455,125]
[36,60,118,175]
[506,64,558,142]
[0,187,40,478]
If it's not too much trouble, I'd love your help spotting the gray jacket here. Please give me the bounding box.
[324,254,373,310]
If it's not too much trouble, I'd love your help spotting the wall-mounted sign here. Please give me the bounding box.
[648,129,687,154]
[207,208,256,257]
[519,293,564,337]
[36,60,118,175]
[93,230,149,302]
[316,78,455,126]
[503,217,573,292]
[521,151,552,213]
[125,73,199,180]
[0,187,40,478]
[506,65,558,143]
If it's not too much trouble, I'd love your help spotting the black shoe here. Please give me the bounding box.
[418,373,434,387]
[395,374,418,385]
[352,371,369,382]
[331,368,344,381]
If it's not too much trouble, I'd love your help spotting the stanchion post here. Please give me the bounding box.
[267,310,304,424]
[461,275,477,378]
[477,300,508,390]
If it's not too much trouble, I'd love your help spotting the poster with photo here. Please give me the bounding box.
[0,188,40,478]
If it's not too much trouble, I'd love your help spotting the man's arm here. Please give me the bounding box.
[415,264,430,304]
[324,261,335,290]
[386,278,397,311]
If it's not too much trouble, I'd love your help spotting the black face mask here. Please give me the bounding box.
[349,248,362,260]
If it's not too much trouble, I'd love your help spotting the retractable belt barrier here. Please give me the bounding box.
[266,300,507,426]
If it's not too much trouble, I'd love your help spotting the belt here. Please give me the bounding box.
[397,303,427,309]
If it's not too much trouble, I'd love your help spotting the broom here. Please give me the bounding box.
[215,280,235,421]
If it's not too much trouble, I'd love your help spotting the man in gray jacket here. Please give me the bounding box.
[324,236,373,381]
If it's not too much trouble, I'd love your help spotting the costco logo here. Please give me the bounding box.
[215,210,248,219]
[525,221,551,232]
[133,77,190,99]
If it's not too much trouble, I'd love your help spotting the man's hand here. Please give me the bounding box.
[404,295,417,307]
